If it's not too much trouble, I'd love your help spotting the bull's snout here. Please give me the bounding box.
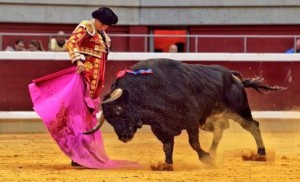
[117,127,135,143]
[118,134,134,143]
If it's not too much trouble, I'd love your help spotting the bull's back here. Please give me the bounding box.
[116,59,232,100]
[130,58,222,85]
[135,59,230,91]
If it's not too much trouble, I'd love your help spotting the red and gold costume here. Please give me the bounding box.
[66,20,111,99]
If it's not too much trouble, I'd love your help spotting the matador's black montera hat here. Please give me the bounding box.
[92,7,118,26]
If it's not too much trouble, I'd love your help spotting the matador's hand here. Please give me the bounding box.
[76,60,85,74]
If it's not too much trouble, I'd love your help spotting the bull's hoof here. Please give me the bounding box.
[242,153,267,161]
[200,155,215,166]
[209,149,217,158]
[150,162,174,171]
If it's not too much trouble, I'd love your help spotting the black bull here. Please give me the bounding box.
[84,58,284,171]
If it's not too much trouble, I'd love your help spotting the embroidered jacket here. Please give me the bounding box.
[66,20,111,64]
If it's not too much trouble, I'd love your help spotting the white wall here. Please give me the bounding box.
[1,0,300,25]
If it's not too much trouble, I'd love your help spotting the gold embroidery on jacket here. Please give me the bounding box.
[78,47,104,58]
[83,61,93,71]
[88,58,101,97]
[74,20,95,36]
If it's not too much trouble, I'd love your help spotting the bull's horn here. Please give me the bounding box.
[233,74,241,82]
[102,88,123,104]
[82,112,105,135]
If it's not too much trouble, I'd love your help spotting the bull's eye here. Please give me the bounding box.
[115,106,123,115]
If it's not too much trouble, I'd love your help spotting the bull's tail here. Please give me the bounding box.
[231,71,286,94]
[241,77,286,94]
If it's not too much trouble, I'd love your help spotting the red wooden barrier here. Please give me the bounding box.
[0,58,297,111]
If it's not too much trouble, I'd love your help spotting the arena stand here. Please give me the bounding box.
[0,52,300,133]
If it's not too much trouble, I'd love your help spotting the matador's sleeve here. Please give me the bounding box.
[66,26,87,64]
[66,21,96,64]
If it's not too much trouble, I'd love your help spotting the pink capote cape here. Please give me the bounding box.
[28,66,140,169]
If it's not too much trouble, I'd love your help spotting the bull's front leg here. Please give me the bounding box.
[163,142,174,165]
[150,141,175,171]
[150,127,175,171]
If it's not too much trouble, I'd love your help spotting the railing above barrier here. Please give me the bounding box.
[1,33,300,52]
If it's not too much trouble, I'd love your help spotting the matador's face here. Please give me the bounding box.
[94,19,109,31]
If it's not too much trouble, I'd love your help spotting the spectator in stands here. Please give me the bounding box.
[169,44,178,53]
[285,39,300,53]
[49,31,67,52]
[4,39,26,51]
[28,39,44,51]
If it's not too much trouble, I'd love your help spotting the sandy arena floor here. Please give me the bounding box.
[1,125,300,182]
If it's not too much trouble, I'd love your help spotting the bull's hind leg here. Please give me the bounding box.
[186,128,214,165]
[209,127,224,157]
[202,114,230,157]
[232,110,267,161]
[225,82,266,161]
